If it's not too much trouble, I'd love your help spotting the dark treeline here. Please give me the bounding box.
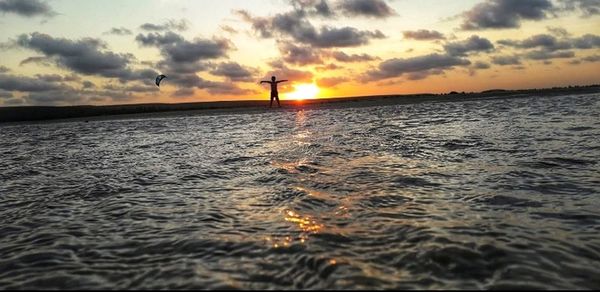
[1,85,598,123]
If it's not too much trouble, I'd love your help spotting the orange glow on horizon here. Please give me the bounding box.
[286,84,320,100]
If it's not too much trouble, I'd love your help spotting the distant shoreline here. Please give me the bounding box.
[1,85,599,124]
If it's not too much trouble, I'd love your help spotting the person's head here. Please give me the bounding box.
[271,76,276,81]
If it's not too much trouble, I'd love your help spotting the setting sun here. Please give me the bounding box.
[286,84,320,100]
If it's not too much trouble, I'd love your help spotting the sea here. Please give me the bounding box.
[1,93,599,289]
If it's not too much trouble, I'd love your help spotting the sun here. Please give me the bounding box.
[286,84,320,100]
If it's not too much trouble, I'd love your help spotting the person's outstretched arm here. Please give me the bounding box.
[259,80,271,84]
[276,80,288,83]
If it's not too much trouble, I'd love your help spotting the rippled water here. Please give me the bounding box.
[1,93,599,289]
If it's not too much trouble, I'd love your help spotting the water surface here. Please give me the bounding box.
[1,93,599,289]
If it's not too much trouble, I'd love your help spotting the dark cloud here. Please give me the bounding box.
[103,83,159,93]
[3,98,24,105]
[364,53,470,81]
[0,65,9,73]
[491,55,521,65]
[444,35,494,56]
[558,0,600,17]
[236,10,273,38]
[317,77,349,88]
[263,61,314,88]
[0,90,13,98]
[315,63,342,72]
[582,55,600,62]
[172,88,195,98]
[237,9,385,48]
[164,39,231,63]
[289,0,333,17]
[35,74,63,82]
[136,31,231,63]
[19,56,53,67]
[406,69,445,81]
[204,84,257,96]
[279,42,324,65]
[0,0,55,17]
[573,34,600,49]
[497,34,600,61]
[82,80,95,89]
[63,74,81,82]
[161,73,253,96]
[135,31,185,47]
[403,30,446,41]
[140,19,189,32]
[17,32,155,82]
[0,73,67,92]
[473,61,491,69]
[329,51,379,62]
[156,60,210,74]
[498,34,571,51]
[546,26,570,37]
[337,0,396,18]
[210,62,258,82]
[525,50,575,60]
[461,0,554,30]
[105,27,133,36]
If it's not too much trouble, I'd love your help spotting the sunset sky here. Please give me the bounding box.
[0,0,599,106]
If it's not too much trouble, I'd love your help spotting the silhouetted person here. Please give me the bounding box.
[260,76,288,108]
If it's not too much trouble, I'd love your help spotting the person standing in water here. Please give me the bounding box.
[260,76,288,108]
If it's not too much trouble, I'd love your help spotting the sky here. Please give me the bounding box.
[0,0,599,106]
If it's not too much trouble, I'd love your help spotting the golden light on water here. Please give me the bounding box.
[285,210,323,233]
[286,84,320,100]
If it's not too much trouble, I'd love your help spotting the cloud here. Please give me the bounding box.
[140,19,189,31]
[573,34,600,49]
[220,25,238,34]
[317,76,349,88]
[17,32,155,82]
[337,0,396,18]
[491,55,521,65]
[0,65,10,73]
[461,0,554,30]
[444,35,494,56]
[3,98,24,105]
[279,42,323,65]
[315,63,342,72]
[582,55,600,62]
[209,62,259,82]
[558,0,600,17]
[473,61,491,69]
[82,80,95,89]
[525,50,575,60]
[19,56,53,66]
[35,74,63,82]
[136,31,231,63]
[289,0,333,17]
[403,30,446,41]
[497,34,600,61]
[263,60,314,86]
[237,9,385,48]
[0,73,67,92]
[329,51,379,62]
[498,34,571,51]
[0,90,13,98]
[105,27,133,36]
[364,53,471,81]
[546,26,571,37]
[0,0,55,17]
[172,88,195,98]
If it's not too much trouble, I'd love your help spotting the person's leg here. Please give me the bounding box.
[270,96,274,108]
[276,96,281,108]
